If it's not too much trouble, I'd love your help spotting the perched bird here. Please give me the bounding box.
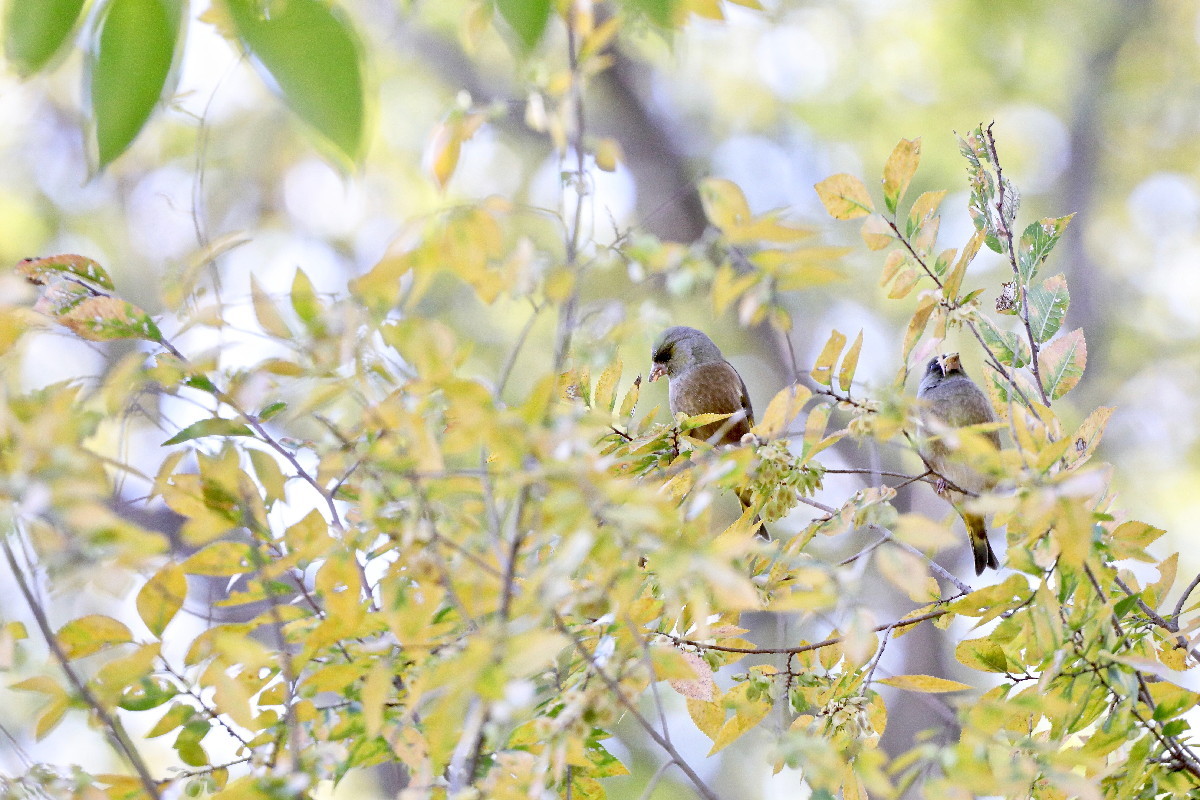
[916,353,1001,575]
[648,326,768,539]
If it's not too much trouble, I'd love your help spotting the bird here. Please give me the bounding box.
[648,326,769,539]
[916,353,1001,575]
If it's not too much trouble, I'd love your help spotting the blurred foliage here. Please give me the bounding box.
[2,1,1200,800]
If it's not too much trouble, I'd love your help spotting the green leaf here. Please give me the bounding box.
[163,418,255,446]
[4,0,86,76]
[224,0,368,164]
[1026,273,1070,344]
[15,253,114,291]
[976,316,1028,368]
[1037,328,1086,400]
[259,401,287,422]
[55,294,164,342]
[1017,214,1074,282]
[495,0,552,50]
[625,0,678,27]
[954,637,1009,673]
[90,0,182,168]
[290,268,323,334]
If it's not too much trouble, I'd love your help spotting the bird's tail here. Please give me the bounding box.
[964,512,999,575]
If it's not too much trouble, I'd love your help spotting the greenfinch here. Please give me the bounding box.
[917,353,1001,574]
[649,326,769,539]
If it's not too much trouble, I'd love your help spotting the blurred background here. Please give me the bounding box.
[1,0,1197,797]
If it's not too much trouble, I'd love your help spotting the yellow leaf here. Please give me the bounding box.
[887,266,920,299]
[182,541,255,576]
[907,190,946,228]
[712,263,760,315]
[877,674,972,693]
[250,275,290,339]
[593,357,622,412]
[426,112,484,190]
[732,215,818,246]
[618,375,641,418]
[810,329,847,386]
[56,615,133,659]
[1110,520,1165,562]
[680,411,736,433]
[802,403,832,454]
[700,178,752,231]
[876,547,936,603]
[593,137,622,172]
[753,384,812,439]
[838,329,864,393]
[707,686,771,754]
[137,562,187,638]
[944,229,984,300]
[35,694,71,740]
[882,137,921,213]
[687,697,724,740]
[1063,406,1113,471]
[361,659,392,738]
[204,662,256,729]
[902,294,937,362]
[879,249,907,287]
[814,173,874,220]
[842,769,868,800]
[860,214,894,250]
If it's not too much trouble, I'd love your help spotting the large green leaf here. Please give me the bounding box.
[624,0,677,27]
[495,0,552,51]
[89,0,183,168]
[4,0,86,76]
[223,0,367,164]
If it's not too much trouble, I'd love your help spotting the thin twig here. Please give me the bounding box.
[1111,575,1199,662]
[1173,573,1200,623]
[662,607,952,656]
[867,524,973,596]
[635,758,679,800]
[496,300,542,400]
[551,8,590,377]
[984,124,1051,407]
[2,536,162,799]
[554,615,720,800]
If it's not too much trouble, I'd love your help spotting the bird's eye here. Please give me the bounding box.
[654,344,673,363]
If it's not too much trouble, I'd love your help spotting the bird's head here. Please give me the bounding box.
[649,326,722,382]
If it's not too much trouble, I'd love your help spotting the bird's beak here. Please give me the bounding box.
[937,352,962,376]
[648,363,667,383]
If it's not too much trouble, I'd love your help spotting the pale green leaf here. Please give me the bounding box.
[1037,328,1086,400]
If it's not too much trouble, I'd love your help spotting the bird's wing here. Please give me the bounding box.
[671,361,754,445]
